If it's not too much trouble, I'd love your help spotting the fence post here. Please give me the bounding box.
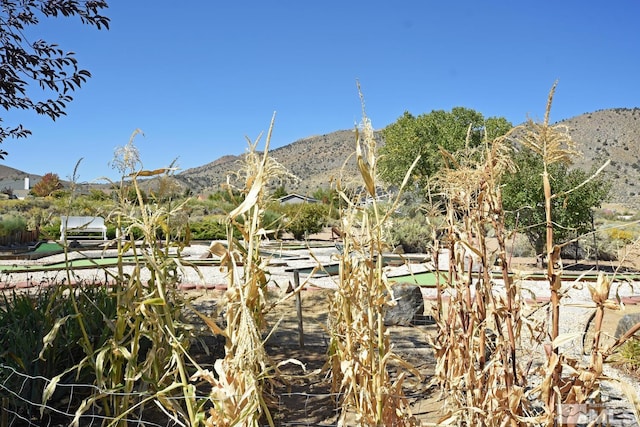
[1,397,8,427]
[293,270,304,348]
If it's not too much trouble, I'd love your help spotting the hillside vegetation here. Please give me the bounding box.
[2,108,639,206]
[173,108,640,206]
[174,129,362,195]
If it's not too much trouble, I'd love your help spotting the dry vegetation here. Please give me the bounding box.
[3,91,640,427]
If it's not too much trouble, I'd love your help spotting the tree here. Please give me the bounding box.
[312,187,341,208]
[282,203,328,240]
[0,1,110,159]
[31,172,63,196]
[502,146,610,256]
[272,185,287,199]
[378,107,512,189]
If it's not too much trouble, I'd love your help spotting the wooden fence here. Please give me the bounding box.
[0,228,40,247]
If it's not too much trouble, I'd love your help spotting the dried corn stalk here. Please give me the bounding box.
[430,130,538,426]
[193,114,297,427]
[328,88,418,426]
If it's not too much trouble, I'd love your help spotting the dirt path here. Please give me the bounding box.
[256,285,640,425]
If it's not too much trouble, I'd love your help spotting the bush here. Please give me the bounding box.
[608,227,636,244]
[40,221,61,240]
[385,215,433,254]
[189,217,228,240]
[580,232,619,261]
[262,208,285,239]
[281,203,330,240]
[507,233,536,258]
[616,338,640,372]
[0,214,27,237]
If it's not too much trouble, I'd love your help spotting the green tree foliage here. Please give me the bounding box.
[282,202,329,240]
[30,172,63,197]
[0,1,110,158]
[272,185,287,199]
[379,107,512,188]
[502,147,610,255]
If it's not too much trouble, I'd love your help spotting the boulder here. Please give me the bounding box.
[615,313,640,339]
[384,282,424,326]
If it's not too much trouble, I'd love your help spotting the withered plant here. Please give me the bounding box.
[518,84,640,425]
[327,89,419,426]
[192,114,299,427]
[429,126,538,425]
[43,130,201,426]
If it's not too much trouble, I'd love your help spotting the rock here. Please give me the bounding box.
[561,242,587,260]
[615,313,640,338]
[384,282,424,326]
[392,245,404,254]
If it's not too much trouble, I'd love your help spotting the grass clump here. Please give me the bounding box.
[616,339,640,372]
[0,285,116,421]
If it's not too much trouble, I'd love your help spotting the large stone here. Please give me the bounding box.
[384,282,424,326]
[615,313,640,339]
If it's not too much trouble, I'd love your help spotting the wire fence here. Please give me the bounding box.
[0,363,184,426]
[0,362,352,427]
[4,361,638,426]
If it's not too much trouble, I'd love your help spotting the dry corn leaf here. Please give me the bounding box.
[130,167,172,177]
[195,310,229,338]
[552,332,583,349]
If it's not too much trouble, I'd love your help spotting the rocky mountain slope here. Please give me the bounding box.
[3,108,639,206]
[557,108,640,207]
[175,129,362,195]
[175,108,640,207]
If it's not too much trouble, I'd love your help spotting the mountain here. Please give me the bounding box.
[556,108,640,207]
[176,108,640,207]
[175,129,362,195]
[4,108,640,206]
[0,165,42,194]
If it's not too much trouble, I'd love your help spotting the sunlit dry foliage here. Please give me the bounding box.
[327,87,419,426]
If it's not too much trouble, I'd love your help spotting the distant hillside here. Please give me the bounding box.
[0,165,42,193]
[175,129,363,195]
[5,108,640,207]
[556,108,640,207]
[176,108,640,207]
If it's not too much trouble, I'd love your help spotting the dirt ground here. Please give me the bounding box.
[185,279,640,426]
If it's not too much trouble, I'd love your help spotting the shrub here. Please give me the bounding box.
[262,207,285,239]
[0,214,27,237]
[40,221,61,240]
[281,203,329,240]
[189,217,228,240]
[608,227,636,243]
[385,215,434,254]
[580,232,619,261]
[616,338,640,372]
[507,233,536,257]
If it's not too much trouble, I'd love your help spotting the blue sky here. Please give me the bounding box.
[2,1,639,182]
